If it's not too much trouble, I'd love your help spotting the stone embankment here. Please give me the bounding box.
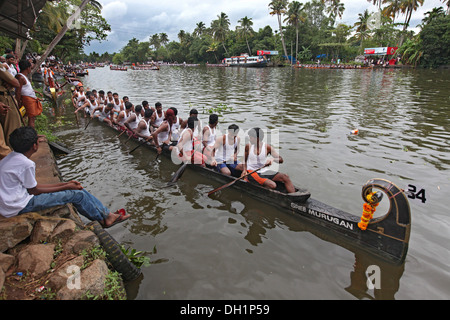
[0,139,132,300]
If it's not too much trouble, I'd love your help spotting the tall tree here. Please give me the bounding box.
[269,0,289,62]
[382,0,402,24]
[322,0,345,22]
[211,12,230,56]
[150,34,161,50]
[31,0,103,74]
[422,6,445,25]
[178,30,187,45]
[236,16,254,54]
[420,13,450,67]
[207,41,220,63]
[399,0,425,45]
[354,9,371,51]
[159,33,169,46]
[194,22,206,37]
[284,1,305,64]
[442,0,450,14]
[367,0,384,10]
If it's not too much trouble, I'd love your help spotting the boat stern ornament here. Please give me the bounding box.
[289,178,411,263]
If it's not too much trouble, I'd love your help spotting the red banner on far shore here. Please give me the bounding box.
[387,47,398,55]
[257,50,279,56]
[364,47,398,55]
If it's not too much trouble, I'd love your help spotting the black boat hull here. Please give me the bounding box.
[191,163,410,263]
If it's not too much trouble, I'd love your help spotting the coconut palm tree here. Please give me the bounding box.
[422,6,445,25]
[178,30,186,44]
[39,1,69,34]
[397,36,423,67]
[322,0,345,22]
[236,16,254,54]
[367,0,384,10]
[284,1,305,64]
[399,0,424,45]
[159,33,169,46]
[207,41,220,63]
[17,1,68,60]
[382,0,402,24]
[211,12,230,56]
[31,0,102,74]
[442,0,450,15]
[354,9,371,51]
[400,0,425,31]
[149,34,161,50]
[269,0,289,62]
[194,22,206,37]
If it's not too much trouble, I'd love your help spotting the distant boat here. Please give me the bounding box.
[206,63,228,67]
[131,65,160,70]
[110,65,128,71]
[223,54,267,68]
[164,63,200,67]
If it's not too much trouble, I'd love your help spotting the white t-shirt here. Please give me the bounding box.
[0,152,36,218]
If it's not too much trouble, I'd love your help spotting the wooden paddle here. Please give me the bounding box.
[110,127,127,140]
[167,162,188,185]
[207,163,269,196]
[115,129,127,138]
[121,134,133,146]
[128,138,150,154]
[84,116,92,130]
[74,110,80,128]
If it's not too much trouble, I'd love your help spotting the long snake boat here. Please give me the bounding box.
[92,119,411,263]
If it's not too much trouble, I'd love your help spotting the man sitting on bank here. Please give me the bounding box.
[242,127,295,194]
[0,127,130,228]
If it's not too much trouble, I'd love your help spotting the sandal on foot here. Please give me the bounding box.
[101,209,129,228]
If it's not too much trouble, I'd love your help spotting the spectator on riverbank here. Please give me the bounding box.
[0,126,130,228]
[15,60,43,128]
[0,60,22,152]
[0,102,10,159]
[5,54,18,77]
[0,56,7,68]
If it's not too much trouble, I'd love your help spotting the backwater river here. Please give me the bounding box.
[50,65,449,300]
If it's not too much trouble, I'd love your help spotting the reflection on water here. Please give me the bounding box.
[53,66,450,299]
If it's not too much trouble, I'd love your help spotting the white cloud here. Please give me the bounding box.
[101,1,128,20]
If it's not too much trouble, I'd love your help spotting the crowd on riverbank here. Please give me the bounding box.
[0,48,140,300]
[0,48,76,160]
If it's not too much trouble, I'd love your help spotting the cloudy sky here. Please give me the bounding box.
[85,0,446,54]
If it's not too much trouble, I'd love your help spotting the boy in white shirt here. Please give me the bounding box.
[0,127,130,228]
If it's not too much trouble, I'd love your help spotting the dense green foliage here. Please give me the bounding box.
[397,7,449,68]
[0,0,448,68]
[28,0,111,62]
[420,13,450,67]
[85,0,448,68]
